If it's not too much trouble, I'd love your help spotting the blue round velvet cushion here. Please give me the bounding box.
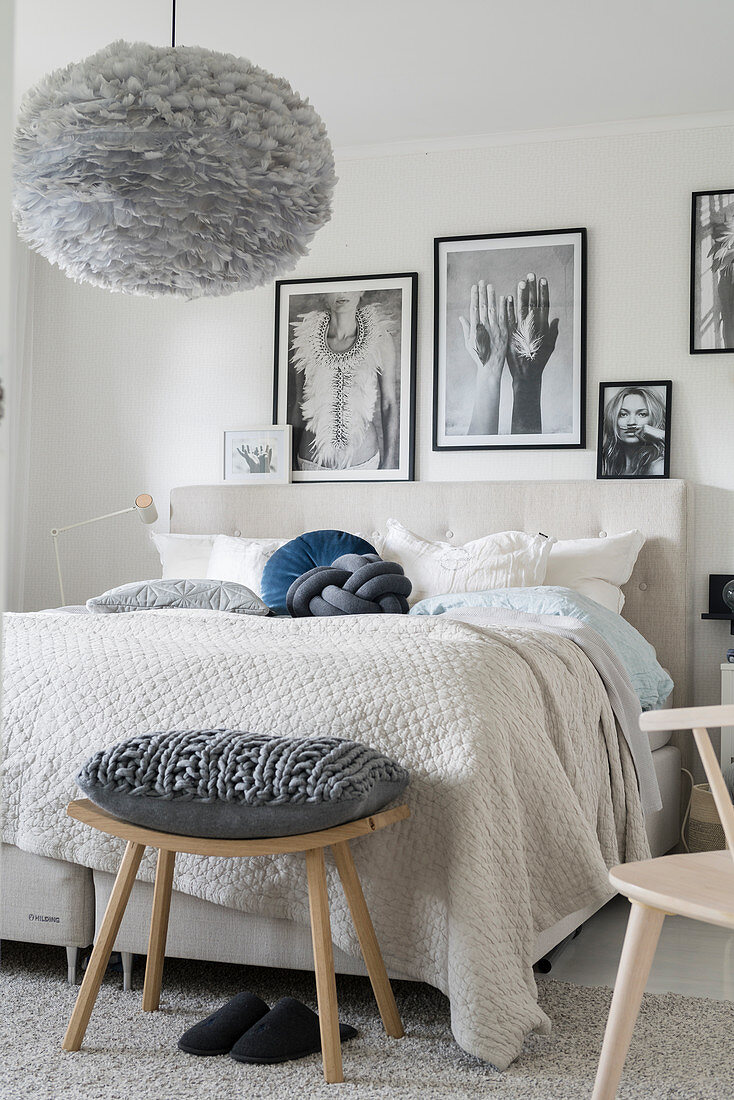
[261,530,377,614]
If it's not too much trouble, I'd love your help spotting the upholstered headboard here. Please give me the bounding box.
[170,480,691,706]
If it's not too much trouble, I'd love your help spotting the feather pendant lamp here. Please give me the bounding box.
[12,24,336,299]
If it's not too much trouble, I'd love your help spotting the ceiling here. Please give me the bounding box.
[13,0,734,150]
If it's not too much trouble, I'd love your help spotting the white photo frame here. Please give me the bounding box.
[223,426,292,484]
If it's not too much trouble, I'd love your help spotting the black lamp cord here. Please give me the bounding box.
[171,0,177,48]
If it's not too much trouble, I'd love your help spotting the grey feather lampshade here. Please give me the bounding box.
[12,41,337,299]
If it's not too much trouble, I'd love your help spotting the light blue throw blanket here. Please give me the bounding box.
[411,586,673,712]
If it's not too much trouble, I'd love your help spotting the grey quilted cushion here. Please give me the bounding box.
[86,578,269,615]
[76,730,410,838]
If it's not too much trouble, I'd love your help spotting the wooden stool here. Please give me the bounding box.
[62,798,409,1083]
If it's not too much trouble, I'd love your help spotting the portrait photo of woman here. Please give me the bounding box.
[274,274,417,482]
[597,382,672,479]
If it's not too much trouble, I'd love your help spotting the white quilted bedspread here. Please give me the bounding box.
[1,610,649,1070]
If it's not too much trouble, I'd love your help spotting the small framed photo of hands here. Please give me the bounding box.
[433,228,586,449]
[596,382,672,479]
[223,426,292,484]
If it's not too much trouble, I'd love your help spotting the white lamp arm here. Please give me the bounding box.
[50,494,157,606]
[50,506,136,537]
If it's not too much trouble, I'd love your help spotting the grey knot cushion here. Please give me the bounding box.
[286,553,412,617]
[76,730,409,839]
[86,578,269,615]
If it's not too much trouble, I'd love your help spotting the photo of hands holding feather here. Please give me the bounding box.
[459,273,559,435]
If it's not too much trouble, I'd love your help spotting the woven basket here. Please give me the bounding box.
[686,783,727,852]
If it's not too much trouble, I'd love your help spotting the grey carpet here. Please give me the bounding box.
[0,940,731,1099]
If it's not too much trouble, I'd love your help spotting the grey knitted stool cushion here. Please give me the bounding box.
[76,730,409,839]
[286,553,412,617]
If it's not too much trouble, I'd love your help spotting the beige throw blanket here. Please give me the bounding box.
[1,610,649,1069]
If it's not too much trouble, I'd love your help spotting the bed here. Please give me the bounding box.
[0,479,690,1068]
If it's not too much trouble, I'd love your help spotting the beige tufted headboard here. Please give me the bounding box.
[170,480,691,706]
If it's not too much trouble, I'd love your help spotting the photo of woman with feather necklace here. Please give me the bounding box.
[289,290,400,472]
[275,273,416,482]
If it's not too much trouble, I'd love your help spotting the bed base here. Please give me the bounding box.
[0,845,94,982]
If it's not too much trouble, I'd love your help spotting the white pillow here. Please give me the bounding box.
[377,520,554,605]
[151,533,215,580]
[544,530,645,614]
[206,534,287,597]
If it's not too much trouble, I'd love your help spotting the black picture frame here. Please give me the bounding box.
[273,272,417,483]
[596,381,672,480]
[690,188,734,354]
[433,227,586,450]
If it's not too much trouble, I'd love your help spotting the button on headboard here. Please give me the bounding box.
[170,480,691,705]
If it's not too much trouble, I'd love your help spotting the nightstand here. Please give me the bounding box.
[721,662,734,768]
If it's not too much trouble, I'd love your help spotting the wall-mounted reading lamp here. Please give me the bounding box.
[51,493,158,606]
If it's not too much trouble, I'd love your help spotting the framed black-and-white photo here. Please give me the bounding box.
[274,272,417,482]
[223,426,292,484]
[434,228,586,450]
[596,382,671,480]
[690,189,734,353]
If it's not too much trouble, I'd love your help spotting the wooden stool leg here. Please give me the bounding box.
[332,840,404,1039]
[305,847,343,1084]
[142,848,176,1012]
[592,901,666,1100]
[62,841,145,1051]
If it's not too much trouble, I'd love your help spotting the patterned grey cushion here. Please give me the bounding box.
[77,730,410,838]
[86,579,269,616]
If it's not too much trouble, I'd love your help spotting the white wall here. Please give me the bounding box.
[17,120,734,713]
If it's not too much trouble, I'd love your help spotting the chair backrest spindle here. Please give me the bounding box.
[640,703,734,863]
[692,726,734,861]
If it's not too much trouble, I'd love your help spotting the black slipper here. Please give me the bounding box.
[178,991,270,1055]
[229,996,358,1065]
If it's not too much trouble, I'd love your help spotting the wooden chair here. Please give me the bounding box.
[592,704,734,1100]
[61,799,409,1084]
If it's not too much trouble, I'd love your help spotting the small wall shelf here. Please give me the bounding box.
[701,613,734,636]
